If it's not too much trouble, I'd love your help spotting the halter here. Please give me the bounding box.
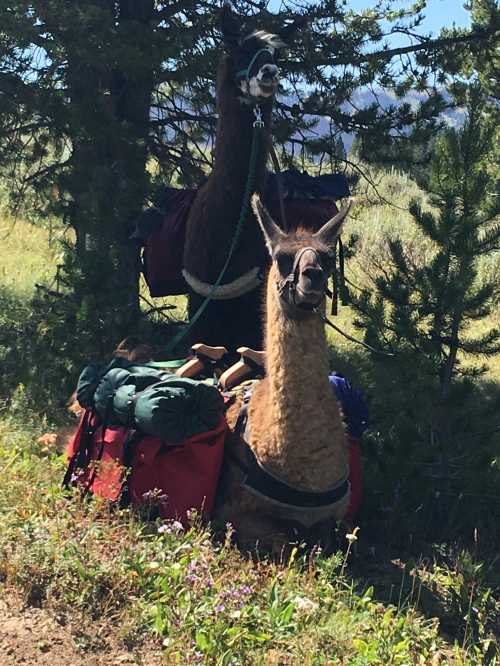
[236,47,275,82]
[276,246,332,311]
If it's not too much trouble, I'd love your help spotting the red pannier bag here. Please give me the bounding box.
[142,189,197,296]
[139,194,338,299]
[65,410,227,526]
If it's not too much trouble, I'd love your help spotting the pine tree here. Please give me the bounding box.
[352,87,499,531]
[0,1,497,351]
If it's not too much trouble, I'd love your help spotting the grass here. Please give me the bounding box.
[0,173,499,663]
[0,201,64,298]
[0,408,497,664]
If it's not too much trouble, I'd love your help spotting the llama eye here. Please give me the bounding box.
[275,252,293,275]
[321,253,335,272]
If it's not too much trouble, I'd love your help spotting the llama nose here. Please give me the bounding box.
[302,266,324,291]
[260,64,279,80]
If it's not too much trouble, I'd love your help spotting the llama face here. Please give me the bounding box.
[221,4,284,101]
[234,33,282,100]
[251,194,352,315]
[273,244,334,311]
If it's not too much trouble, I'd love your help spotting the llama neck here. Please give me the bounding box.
[212,57,272,192]
[248,266,349,491]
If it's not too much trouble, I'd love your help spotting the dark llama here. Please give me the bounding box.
[182,3,305,352]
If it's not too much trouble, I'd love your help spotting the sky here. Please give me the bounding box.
[268,0,471,36]
[347,0,470,33]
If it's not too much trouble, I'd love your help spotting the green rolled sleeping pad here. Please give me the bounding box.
[76,358,147,408]
[93,366,166,423]
[76,358,166,419]
[112,384,137,426]
[76,359,224,441]
[132,377,224,443]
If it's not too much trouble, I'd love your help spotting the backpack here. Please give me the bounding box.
[64,362,226,524]
[65,411,226,525]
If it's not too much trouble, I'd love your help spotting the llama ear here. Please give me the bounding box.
[278,15,308,43]
[220,2,241,50]
[251,194,285,255]
[313,200,352,247]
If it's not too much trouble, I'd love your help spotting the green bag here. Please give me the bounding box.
[112,384,137,425]
[133,376,224,443]
[76,359,223,440]
[77,359,166,418]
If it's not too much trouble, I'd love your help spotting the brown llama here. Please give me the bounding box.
[215,194,352,555]
[182,3,303,353]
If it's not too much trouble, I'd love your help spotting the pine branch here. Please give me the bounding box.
[330,27,498,67]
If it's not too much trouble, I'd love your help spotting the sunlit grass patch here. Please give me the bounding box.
[0,210,63,298]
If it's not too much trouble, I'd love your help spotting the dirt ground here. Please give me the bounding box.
[0,592,163,666]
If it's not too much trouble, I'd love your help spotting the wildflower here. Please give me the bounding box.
[214,604,225,614]
[345,526,360,543]
[70,469,85,484]
[157,523,172,534]
[171,520,184,533]
[157,519,183,535]
[142,489,168,503]
[292,595,318,613]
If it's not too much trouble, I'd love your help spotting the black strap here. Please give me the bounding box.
[119,430,146,508]
[62,409,99,488]
[338,237,349,306]
[228,403,349,509]
[242,443,349,508]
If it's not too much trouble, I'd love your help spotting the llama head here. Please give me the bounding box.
[251,194,352,316]
[220,2,302,101]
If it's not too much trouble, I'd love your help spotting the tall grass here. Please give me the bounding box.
[0,201,63,298]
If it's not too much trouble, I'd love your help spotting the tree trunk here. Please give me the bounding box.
[65,0,155,349]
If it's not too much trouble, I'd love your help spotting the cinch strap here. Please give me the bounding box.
[241,442,350,508]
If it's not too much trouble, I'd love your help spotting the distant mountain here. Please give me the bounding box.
[290,88,464,153]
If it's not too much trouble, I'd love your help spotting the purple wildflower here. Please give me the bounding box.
[70,469,85,483]
[142,489,168,503]
[171,520,184,533]
[157,523,171,534]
